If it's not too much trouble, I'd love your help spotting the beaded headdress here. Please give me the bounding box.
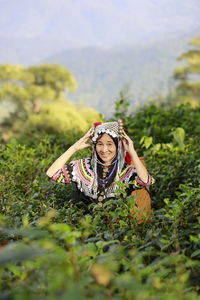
[92,120,123,142]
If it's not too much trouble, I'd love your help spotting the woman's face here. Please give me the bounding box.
[95,134,117,164]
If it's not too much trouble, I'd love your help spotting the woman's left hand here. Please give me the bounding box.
[122,130,135,152]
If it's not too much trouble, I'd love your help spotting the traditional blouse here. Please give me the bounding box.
[51,158,153,206]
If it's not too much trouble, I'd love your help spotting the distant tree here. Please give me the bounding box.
[0,64,77,139]
[114,89,131,120]
[174,36,200,106]
[27,64,77,99]
[28,100,101,135]
[0,64,77,114]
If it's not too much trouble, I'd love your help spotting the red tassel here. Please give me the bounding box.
[125,152,132,165]
[93,122,102,127]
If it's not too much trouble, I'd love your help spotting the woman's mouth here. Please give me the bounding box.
[100,155,110,161]
[100,153,109,157]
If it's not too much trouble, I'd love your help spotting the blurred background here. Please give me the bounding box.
[0,0,200,140]
[1,2,200,297]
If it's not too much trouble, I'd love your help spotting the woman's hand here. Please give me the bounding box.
[72,128,93,151]
[122,129,135,153]
[46,128,93,177]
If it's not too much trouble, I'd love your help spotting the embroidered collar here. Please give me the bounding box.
[70,158,135,199]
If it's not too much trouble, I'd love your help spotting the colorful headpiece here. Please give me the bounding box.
[92,120,123,142]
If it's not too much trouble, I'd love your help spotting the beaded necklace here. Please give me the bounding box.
[97,159,118,187]
[94,157,117,166]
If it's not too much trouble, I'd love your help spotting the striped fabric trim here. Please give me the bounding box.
[119,166,134,181]
[52,169,62,182]
[80,159,93,180]
[62,166,71,184]
[84,158,94,177]
[75,160,92,184]
[136,174,154,187]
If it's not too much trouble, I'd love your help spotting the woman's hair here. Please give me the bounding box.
[94,133,119,190]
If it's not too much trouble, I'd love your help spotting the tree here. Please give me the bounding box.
[114,89,131,120]
[28,100,102,135]
[0,64,77,139]
[174,36,200,106]
[27,64,77,99]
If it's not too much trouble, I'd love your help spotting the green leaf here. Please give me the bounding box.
[172,127,185,149]
[191,249,200,258]
[140,136,153,149]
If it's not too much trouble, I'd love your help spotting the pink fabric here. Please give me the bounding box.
[62,166,71,184]
[136,174,153,187]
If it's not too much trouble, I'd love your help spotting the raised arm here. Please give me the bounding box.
[46,128,93,178]
[122,130,149,184]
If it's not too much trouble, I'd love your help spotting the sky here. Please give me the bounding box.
[0,0,200,51]
[0,0,200,115]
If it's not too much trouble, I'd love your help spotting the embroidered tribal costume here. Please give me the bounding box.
[51,121,154,208]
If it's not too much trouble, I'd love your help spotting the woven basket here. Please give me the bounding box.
[131,157,152,223]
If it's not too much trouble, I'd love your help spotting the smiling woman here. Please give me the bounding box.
[46,121,154,213]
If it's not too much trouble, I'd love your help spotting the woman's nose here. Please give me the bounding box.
[102,145,108,152]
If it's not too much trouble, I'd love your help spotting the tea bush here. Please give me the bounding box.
[0,104,200,299]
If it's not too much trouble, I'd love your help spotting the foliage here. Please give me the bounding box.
[27,64,77,96]
[1,38,199,299]
[124,103,200,150]
[114,89,131,120]
[173,35,200,106]
[27,100,102,135]
[0,103,200,299]
[0,64,77,139]
[122,103,200,210]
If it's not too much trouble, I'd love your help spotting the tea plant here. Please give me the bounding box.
[0,103,200,299]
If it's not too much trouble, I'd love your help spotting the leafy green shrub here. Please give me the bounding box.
[125,103,200,151]
[0,132,91,228]
[0,103,200,299]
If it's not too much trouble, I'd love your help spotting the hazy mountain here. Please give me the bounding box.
[0,0,200,65]
[0,0,200,115]
[44,29,200,115]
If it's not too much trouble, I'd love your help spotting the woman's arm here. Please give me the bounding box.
[128,148,149,183]
[122,130,149,184]
[46,145,76,178]
[46,128,93,178]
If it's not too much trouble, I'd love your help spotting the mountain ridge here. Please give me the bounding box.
[0,0,200,115]
[43,29,200,115]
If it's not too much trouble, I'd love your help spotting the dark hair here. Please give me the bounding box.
[95,133,119,192]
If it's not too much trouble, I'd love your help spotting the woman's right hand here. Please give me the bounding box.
[46,128,94,178]
[72,128,93,151]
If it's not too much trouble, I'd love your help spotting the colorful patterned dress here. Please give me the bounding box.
[51,158,153,209]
